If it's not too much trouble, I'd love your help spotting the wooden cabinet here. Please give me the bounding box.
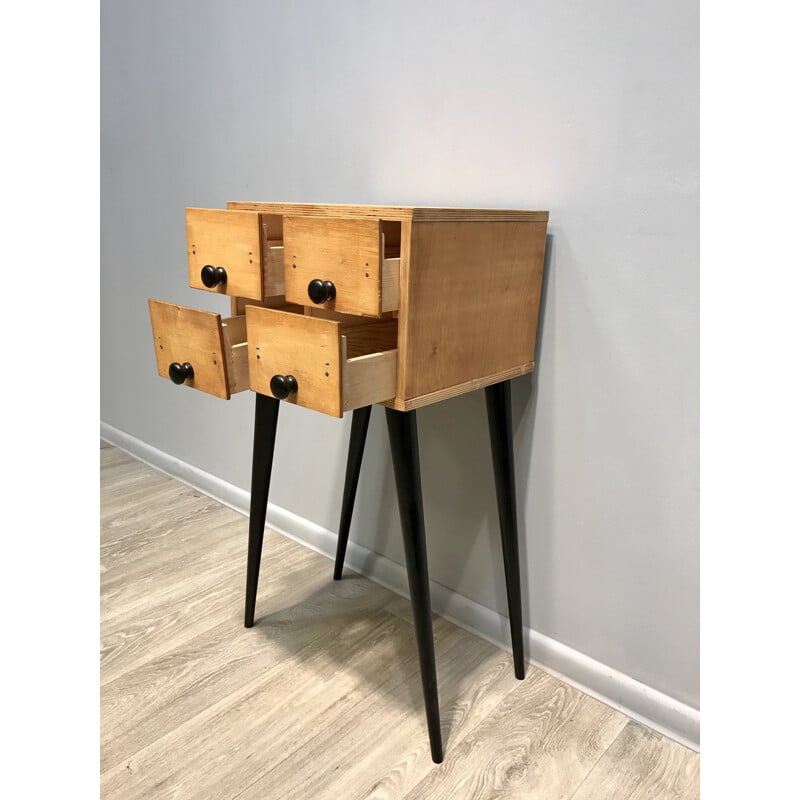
[151,202,549,417]
[148,200,549,763]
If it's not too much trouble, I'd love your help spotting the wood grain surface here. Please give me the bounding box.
[570,721,701,800]
[283,216,384,317]
[400,220,547,401]
[148,299,232,398]
[186,208,263,300]
[245,305,344,416]
[227,201,549,224]
[100,445,699,800]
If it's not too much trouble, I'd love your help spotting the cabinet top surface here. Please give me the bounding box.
[224,201,549,223]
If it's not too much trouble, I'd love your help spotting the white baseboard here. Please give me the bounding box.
[101,420,700,751]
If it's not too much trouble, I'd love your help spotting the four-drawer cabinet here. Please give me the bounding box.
[149,202,549,414]
[148,200,549,763]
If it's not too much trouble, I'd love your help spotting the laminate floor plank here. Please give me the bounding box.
[100,445,700,800]
[569,721,700,800]
[101,569,395,773]
[100,530,331,685]
[100,504,241,585]
[401,669,628,800]
[101,480,218,540]
[99,448,169,488]
[102,611,418,800]
[100,529,240,627]
[102,501,239,571]
[237,622,519,800]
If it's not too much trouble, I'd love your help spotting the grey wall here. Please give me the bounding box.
[101,1,699,708]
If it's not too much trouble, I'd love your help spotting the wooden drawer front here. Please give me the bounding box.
[186,208,284,301]
[148,299,249,399]
[245,306,397,417]
[283,216,399,317]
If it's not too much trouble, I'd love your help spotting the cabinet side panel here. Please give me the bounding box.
[402,221,547,401]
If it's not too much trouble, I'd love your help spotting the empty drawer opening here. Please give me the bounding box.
[381,221,402,313]
[260,213,285,298]
[382,220,401,259]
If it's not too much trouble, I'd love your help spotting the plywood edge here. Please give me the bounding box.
[411,209,549,223]
[382,363,534,411]
[226,201,549,224]
[227,201,413,221]
[148,297,221,321]
[186,206,259,219]
[395,221,413,409]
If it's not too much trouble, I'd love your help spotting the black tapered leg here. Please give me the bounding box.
[244,393,280,628]
[385,408,443,763]
[485,380,526,679]
[333,405,372,580]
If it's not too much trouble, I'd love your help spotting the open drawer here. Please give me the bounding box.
[283,216,400,317]
[186,208,284,301]
[245,306,398,417]
[148,299,249,399]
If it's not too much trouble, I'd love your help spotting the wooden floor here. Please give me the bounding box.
[100,443,700,799]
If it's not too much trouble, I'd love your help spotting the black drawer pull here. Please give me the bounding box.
[270,374,298,399]
[307,279,336,304]
[201,265,227,288]
[169,362,194,385]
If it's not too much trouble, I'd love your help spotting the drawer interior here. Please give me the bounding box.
[340,317,398,412]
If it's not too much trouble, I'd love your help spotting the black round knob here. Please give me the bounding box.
[270,374,298,399]
[307,279,336,304]
[169,362,194,385]
[201,265,227,288]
